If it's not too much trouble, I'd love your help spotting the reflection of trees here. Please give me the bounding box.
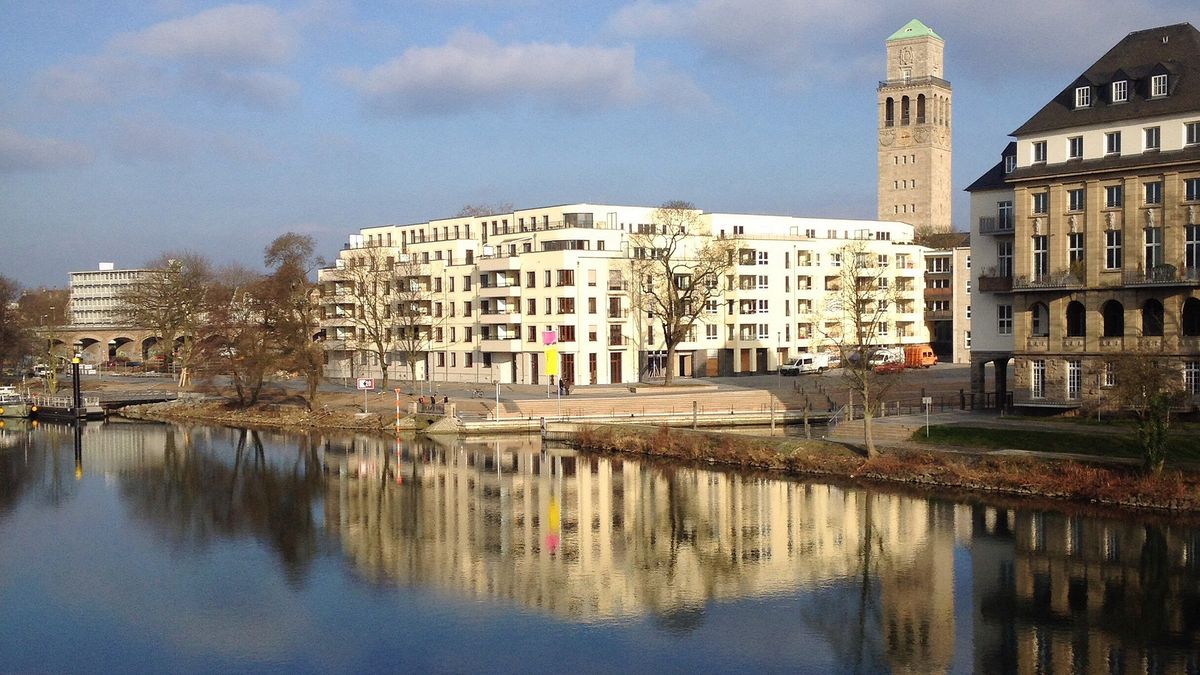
[119,427,323,586]
[0,424,80,516]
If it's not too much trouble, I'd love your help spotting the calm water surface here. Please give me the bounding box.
[1,419,1198,673]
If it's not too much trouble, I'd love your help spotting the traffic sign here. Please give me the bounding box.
[357,378,375,390]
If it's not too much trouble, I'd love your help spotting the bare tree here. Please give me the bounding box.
[117,253,211,387]
[0,276,33,373]
[264,233,324,409]
[819,242,904,458]
[455,202,513,218]
[197,266,276,407]
[1110,350,1187,474]
[332,245,399,390]
[17,288,69,392]
[628,201,736,386]
[392,253,441,388]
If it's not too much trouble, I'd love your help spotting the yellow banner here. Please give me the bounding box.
[545,347,559,376]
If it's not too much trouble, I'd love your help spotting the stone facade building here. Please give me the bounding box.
[970,23,1200,408]
[877,19,953,234]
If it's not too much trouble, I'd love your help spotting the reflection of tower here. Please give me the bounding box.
[877,19,952,233]
[874,494,956,674]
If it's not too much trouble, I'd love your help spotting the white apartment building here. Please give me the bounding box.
[968,143,1017,404]
[319,203,931,386]
[69,263,151,327]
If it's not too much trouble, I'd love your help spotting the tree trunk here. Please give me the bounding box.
[664,341,676,387]
[306,373,319,411]
[862,388,878,458]
[380,362,389,391]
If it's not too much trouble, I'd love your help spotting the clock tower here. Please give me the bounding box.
[877,19,952,233]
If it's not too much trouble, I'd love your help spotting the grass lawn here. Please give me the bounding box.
[913,425,1200,464]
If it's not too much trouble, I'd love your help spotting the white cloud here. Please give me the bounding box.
[35,3,299,109]
[340,31,703,114]
[110,3,296,66]
[0,128,94,172]
[183,69,300,109]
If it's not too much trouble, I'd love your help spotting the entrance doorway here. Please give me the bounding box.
[609,352,622,383]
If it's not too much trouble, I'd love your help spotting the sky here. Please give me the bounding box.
[2,1,1197,288]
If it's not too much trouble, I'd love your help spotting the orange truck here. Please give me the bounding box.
[903,344,937,369]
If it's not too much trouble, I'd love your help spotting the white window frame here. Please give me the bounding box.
[1032,235,1049,277]
[1074,86,1091,108]
[1004,155,1016,174]
[997,240,1013,277]
[1112,80,1128,103]
[1068,188,1085,212]
[1186,224,1200,271]
[1068,136,1083,159]
[1150,73,1168,98]
[1106,230,1123,269]
[1032,192,1048,215]
[1067,360,1082,400]
[1145,181,1162,205]
[1186,361,1200,395]
[1032,140,1047,163]
[1105,184,1123,208]
[1186,177,1200,202]
[1145,227,1163,269]
[1031,360,1046,399]
[1144,126,1160,151]
[1068,232,1085,265]
[756,251,768,265]
[1105,131,1121,155]
[1187,122,1200,146]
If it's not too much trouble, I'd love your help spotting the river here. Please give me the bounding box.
[0,419,1197,673]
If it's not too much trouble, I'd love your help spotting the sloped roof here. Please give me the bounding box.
[1012,23,1200,136]
[888,19,941,42]
[965,142,1016,192]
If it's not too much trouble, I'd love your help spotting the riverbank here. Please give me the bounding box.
[567,424,1200,514]
[119,398,406,431]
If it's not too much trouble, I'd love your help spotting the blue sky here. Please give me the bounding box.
[2,1,1197,287]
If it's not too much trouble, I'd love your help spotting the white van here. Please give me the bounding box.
[780,353,831,375]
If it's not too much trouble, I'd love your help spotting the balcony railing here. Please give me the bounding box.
[1013,270,1084,290]
[607,309,628,319]
[607,280,628,291]
[1124,265,1200,287]
[978,275,1013,292]
[978,216,1014,235]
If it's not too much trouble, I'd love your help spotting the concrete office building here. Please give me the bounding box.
[319,203,931,386]
[969,23,1200,408]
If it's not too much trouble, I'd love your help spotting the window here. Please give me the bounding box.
[1188,122,1200,146]
[998,201,1013,229]
[1111,80,1128,102]
[1032,140,1047,163]
[997,240,1013,277]
[557,298,575,314]
[757,251,768,265]
[556,269,575,286]
[1032,235,1048,277]
[1004,155,1016,174]
[1104,361,1116,387]
[1150,73,1167,98]
[526,271,536,288]
[1032,360,1045,398]
[929,257,951,273]
[1144,181,1162,205]
[1068,136,1083,159]
[1187,177,1200,201]
[1074,86,1091,108]
[1105,131,1121,155]
[757,323,769,339]
[1068,232,1085,265]
[1186,362,1200,395]
[1032,192,1048,215]
[706,324,717,340]
[1068,360,1082,400]
[1106,230,1123,269]
[1187,224,1200,270]
[1145,126,1160,151]
[1145,227,1163,269]
[998,305,1013,335]
[1105,185,1123,208]
[1068,188,1085,212]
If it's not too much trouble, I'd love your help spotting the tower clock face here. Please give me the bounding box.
[899,46,913,66]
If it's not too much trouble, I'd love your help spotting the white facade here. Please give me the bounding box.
[69,263,151,327]
[320,204,932,386]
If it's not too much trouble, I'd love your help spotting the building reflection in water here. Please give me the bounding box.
[323,434,961,672]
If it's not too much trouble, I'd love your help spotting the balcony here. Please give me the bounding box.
[924,286,952,299]
[607,280,628,292]
[1013,269,1084,290]
[607,309,628,319]
[978,216,1014,235]
[926,310,951,321]
[477,284,521,298]
[479,338,522,352]
[477,255,522,272]
[479,311,521,324]
[978,274,1013,293]
[1124,265,1200,287]
[608,335,625,347]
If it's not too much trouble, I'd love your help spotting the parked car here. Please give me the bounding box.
[779,353,832,376]
[874,361,906,374]
[903,344,937,368]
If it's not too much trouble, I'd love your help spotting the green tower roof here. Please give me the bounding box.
[887,19,941,42]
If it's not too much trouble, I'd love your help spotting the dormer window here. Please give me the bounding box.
[1112,80,1128,103]
[1151,74,1168,98]
[1004,155,1016,174]
[1032,141,1047,163]
[1075,86,1092,108]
